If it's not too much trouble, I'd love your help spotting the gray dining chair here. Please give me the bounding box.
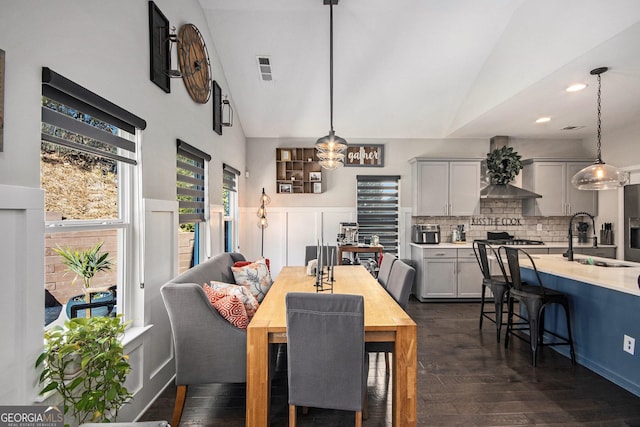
[367,259,415,373]
[376,253,397,288]
[304,245,337,265]
[385,260,415,311]
[286,292,368,427]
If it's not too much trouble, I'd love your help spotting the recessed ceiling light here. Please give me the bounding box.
[566,83,587,92]
[536,117,551,123]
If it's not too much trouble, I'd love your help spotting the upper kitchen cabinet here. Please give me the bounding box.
[522,159,598,216]
[410,158,481,216]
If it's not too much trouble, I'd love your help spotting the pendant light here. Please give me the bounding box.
[257,188,270,257]
[315,0,347,170]
[571,67,629,190]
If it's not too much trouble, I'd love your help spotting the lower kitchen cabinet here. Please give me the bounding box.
[457,249,483,298]
[574,246,616,258]
[423,255,457,298]
[548,246,616,258]
[411,246,483,301]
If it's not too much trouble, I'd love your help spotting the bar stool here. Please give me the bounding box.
[473,240,510,342]
[500,246,576,367]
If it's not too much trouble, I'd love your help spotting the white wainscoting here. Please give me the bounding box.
[209,203,224,257]
[0,185,44,404]
[240,206,410,278]
[116,199,179,422]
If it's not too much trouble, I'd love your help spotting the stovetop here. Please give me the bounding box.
[484,238,545,246]
[485,231,545,246]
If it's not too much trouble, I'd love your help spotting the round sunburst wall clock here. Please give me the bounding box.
[177,23,211,104]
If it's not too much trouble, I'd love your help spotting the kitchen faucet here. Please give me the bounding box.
[564,211,597,261]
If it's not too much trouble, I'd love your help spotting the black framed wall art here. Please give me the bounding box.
[212,80,222,135]
[148,1,170,93]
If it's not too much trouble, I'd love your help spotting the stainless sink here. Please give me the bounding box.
[574,259,631,267]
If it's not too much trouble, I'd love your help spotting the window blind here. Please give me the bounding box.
[177,139,211,224]
[223,163,240,192]
[356,175,400,256]
[41,67,145,165]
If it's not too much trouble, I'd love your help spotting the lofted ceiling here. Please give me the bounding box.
[198,0,640,141]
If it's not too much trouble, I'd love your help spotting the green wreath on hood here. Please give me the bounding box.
[486,146,522,185]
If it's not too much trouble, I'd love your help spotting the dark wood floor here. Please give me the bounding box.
[140,299,640,426]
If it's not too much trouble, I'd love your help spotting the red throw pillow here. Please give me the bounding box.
[203,283,225,305]
[211,294,249,329]
[234,258,270,271]
[203,284,249,328]
[207,281,259,321]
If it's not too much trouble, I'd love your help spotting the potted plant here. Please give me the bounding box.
[36,315,132,427]
[53,242,112,289]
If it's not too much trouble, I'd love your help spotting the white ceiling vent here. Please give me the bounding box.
[256,56,273,82]
[560,125,585,131]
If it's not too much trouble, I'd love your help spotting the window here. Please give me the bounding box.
[177,139,211,273]
[223,164,240,253]
[356,175,400,258]
[41,67,145,327]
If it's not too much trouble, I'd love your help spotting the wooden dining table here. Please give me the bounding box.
[246,265,417,426]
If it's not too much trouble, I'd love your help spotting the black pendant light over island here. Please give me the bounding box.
[571,67,629,190]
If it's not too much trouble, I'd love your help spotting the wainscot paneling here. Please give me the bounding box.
[209,204,224,257]
[240,207,385,278]
[286,210,320,266]
[0,185,44,404]
[114,199,180,422]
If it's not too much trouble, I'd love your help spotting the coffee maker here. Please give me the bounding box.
[338,222,358,245]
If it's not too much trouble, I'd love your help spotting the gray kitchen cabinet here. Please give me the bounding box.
[574,246,616,258]
[522,159,598,216]
[457,249,483,297]
[423,256,457,298]
[548,248,567,255]
[410,158,481,216]
[411,246,484,300]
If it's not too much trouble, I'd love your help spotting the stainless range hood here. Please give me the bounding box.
[480,183,542,199]
[480,136,542,200]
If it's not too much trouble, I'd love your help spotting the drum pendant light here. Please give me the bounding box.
[571,67,629,190]
[315,0,347,170]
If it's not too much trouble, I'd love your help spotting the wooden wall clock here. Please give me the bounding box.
[177,23,212,104]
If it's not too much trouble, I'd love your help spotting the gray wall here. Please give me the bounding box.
[0,0,246,421]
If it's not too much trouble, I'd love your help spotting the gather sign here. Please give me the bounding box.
[345,144,384,167]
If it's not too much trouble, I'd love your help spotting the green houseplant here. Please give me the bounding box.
[36,315,132,427]
[53,242,112,289]
[486,146,523,185]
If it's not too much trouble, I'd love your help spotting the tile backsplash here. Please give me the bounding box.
[414,199,570,243]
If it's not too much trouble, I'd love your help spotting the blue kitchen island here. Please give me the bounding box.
[518,254,640,397]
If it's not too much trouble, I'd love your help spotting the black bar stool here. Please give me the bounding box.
[500,246,576,367]
[473,240,510,342]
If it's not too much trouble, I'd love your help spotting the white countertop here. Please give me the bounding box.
[519,254,640,297]
[409,242,616,249]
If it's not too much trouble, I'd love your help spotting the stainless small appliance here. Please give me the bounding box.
[624,184,640,262]
[338,222,359,245]
[412,224,440,244]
